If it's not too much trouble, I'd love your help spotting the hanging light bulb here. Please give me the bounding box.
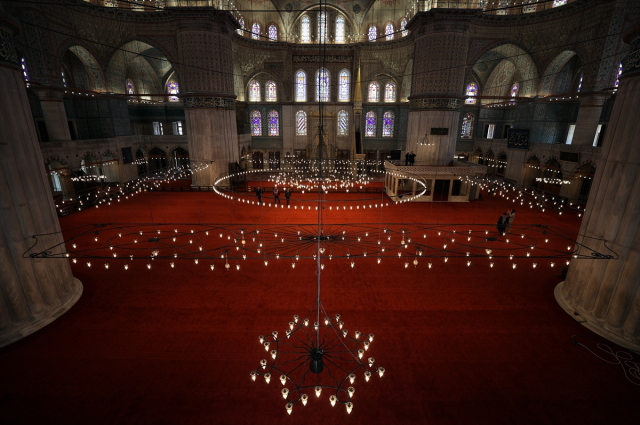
[364,371,371,382]
[250,371,256,381]
[346,402,353,414]
[301,394,308,406]
[315,386,322,397]
[264,373,271,384]
[281,388,289,399]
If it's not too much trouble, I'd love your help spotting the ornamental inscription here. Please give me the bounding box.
[293,55,353,63]
[430,128,449,135]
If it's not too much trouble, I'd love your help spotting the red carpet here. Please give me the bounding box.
[0,187,637,424]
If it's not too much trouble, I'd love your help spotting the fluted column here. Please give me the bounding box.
[405,10,473,165]
[0,5,82,348]
[174,8,239,186]
[571,95,609,146]
[555,26,640,350]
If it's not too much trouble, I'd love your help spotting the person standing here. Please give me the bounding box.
[496,212,507,236]
[273,186,281,205]
[285,188,291,206]
[506,209,515,233]
[409,151,416,166]
[256,187,263,205]
[405,151,410,166]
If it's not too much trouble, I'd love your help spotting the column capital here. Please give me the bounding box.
[576,94,610,107]
[182,95,235,110]
[36,88,65,103]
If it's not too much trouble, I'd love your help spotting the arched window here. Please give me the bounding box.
[126,79,135,94]
[615,63,623,87]
[338,110,348,135]
[384,82,396,102]
[167,80,179,102]
[400,18,408,37]
[268,25,277,41]
[296,71,306,102]
[365,111,377,137]
[335,16,345,43]
[237,17,245,35]
[252,23,260,40]
[368,26,377,42]
[577,74,583,92]
[553,0,567,6]
[385,23,394,41]
[339,70,350,101]
[510,83,519,98]
[61,69,67,87]
[301,16,310,43]
[461,113,474,139]
[251,110,262,136]
[296,110,307,135]
[266,81,277,101]
[268,110,279,136]
[21,57,30,81]
[382,111,394,137]
[465,83,478,104]
[318,12,327,43]
[249,81,260,102]
[368,82,380,102]
[316,68,330,102]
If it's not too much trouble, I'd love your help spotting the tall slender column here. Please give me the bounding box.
[405,10,473,165]
[0,5,82,348]
[174,8,239,186]
[555,26,640,350]
[571,95,609,146]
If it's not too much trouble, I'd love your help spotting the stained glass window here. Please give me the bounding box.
[21,57,30,81]
[296,110,307,135]
[461,113,474,139]
[553,0,567,6]
[318,12,327,43]
[336,16,345,43]
[126,79,135,94]
[615,63,623,87]
[296,71,306,101]
[61,70,67,87]
[252,23,260,40]
[368,82,379,102]
[365,111,376,137]
[249,81,260,102]
[368,26,377,42]
[316,68,329,102]
[301,16,310,43]
[251,110,262,136]
[577,74,583,92]
[237,17,244,35]
[382,111,394,137]
[384,83,396,102]
[167,80,179,102]
[339,70,350,101]
[465,83,478,104]
[385,23,394,41]
[268,110,279,136]
[401,18,408,37]
[266,81,277,101]
[338,110,348,135]
[269,25,277,41]
[510,83,519,98]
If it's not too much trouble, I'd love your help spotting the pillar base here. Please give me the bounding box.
[554,282,640,352]
[0,278,83,349]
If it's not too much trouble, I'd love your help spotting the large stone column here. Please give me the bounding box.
[174,8,239,186]
[405,10,473,165]
[555,26,640,350]
[0,6,82,348]
[37,90,71,141]
[571,95,609,146]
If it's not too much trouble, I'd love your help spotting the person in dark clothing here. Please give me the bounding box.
[273,186,281,205]
[256,187,263,205]
[409,151,416,165]
[285,188,291,206]
[496,212,508,236]
[405,152,410,166]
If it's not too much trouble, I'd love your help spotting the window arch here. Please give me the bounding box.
[266,81,277,101]
[385,23,394,41]
[296,110,307,135]
[461,113,474,139]
[368,82,380,102]
[338,110,348,135]
[382,111,394,137]
[510,83,519,98]
[251,23,260,40]
[365,111,377,137]
[316,68,330,102]
[268,110,279,136]
[126,79,135,95]
[268,24,277,41]
[465,83,478,104]
[318,12,327,43]
[335,16,345,43]
[301,16,311,43]
[296,71,306,102]
[237,17,245,35]
[384,82,396,102]
[251,110,262,136]
[400,18,408,37]
[249,81,260,102]
[167,80,179,102]
[368,26,377,42]
[615,63,623,87]
[21,57,30,81]
[339,70,350,101]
